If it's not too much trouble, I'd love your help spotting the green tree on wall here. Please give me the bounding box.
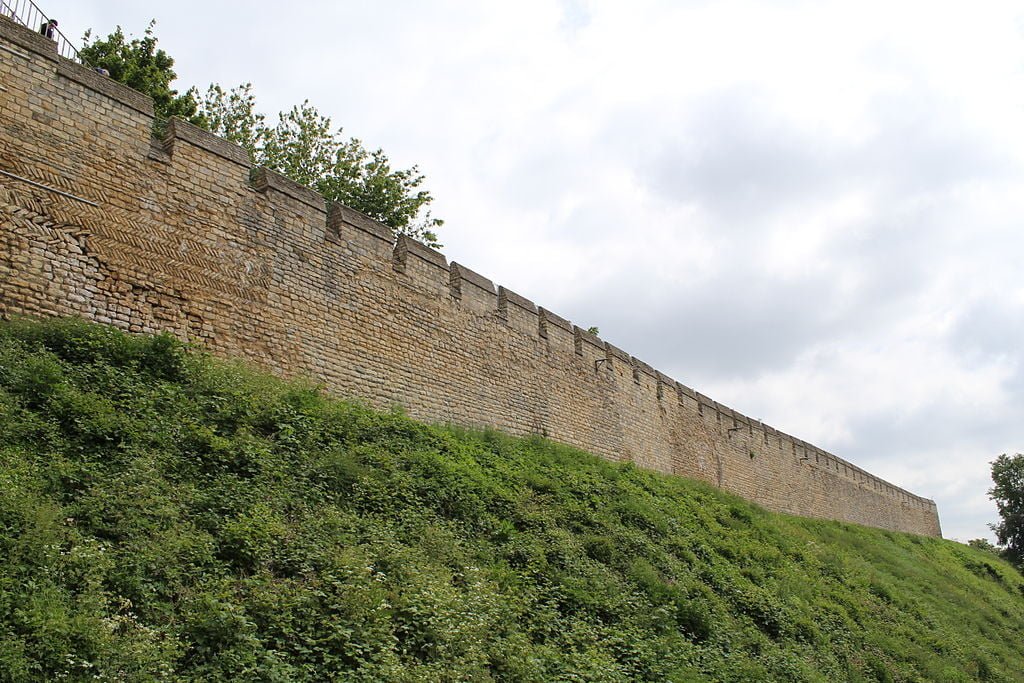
[989,453,1024,568]
[80,23,441,247]
[199,85,442,246]
[79,21,202,123]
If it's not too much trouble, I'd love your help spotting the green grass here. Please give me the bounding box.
[0,317,1021,682]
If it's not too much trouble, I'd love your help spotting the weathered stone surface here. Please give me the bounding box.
[0,17,941,537]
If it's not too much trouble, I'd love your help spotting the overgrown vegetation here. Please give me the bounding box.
[0,318,1022,681]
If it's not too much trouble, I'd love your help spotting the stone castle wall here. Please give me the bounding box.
[0,18,941,536]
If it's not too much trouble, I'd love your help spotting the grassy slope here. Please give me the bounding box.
[0,319,1021,682]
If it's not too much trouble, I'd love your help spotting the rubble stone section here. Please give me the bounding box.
[0,18,941,536]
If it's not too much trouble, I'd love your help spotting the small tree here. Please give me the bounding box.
[199,85,442,246]
[988,453,1024,568]
[967,538,1002,558]
[79,21,201,123]
[82,23,442,246]
[196,83,264,151]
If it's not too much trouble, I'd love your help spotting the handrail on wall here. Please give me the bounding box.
[1,0,80,62]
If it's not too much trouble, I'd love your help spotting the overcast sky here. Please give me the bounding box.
[50,1,1024,542]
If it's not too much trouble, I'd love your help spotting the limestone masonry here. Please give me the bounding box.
[0,17,940,536]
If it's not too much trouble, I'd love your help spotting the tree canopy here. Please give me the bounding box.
[989,453,1024,568]
[80,23,441,246]
[78,21,201,123]
[198,85,441,245]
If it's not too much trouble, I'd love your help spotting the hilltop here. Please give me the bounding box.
[0,318,1021,681]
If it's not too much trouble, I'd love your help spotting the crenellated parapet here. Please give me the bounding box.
[0,16,940,535]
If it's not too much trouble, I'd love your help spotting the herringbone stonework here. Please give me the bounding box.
[0,17,941,536]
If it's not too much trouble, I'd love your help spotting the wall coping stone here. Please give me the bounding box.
[605,343,631,363]
[395,233,448,269]
[498,286,537,313]
[538,307,572,334]
[328,202,393,243]
[633,358,657,379]
[573,326,603,353]
[451,262,496,296]
[676,382,697,400]
[168,118,251,168]
[251,167,325,212]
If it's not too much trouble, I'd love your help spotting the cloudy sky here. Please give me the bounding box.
[50,1,1024,542]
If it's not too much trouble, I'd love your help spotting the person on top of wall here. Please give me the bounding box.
[39,18,57,40]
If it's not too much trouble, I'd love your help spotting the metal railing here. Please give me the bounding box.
[1,0,80,62]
